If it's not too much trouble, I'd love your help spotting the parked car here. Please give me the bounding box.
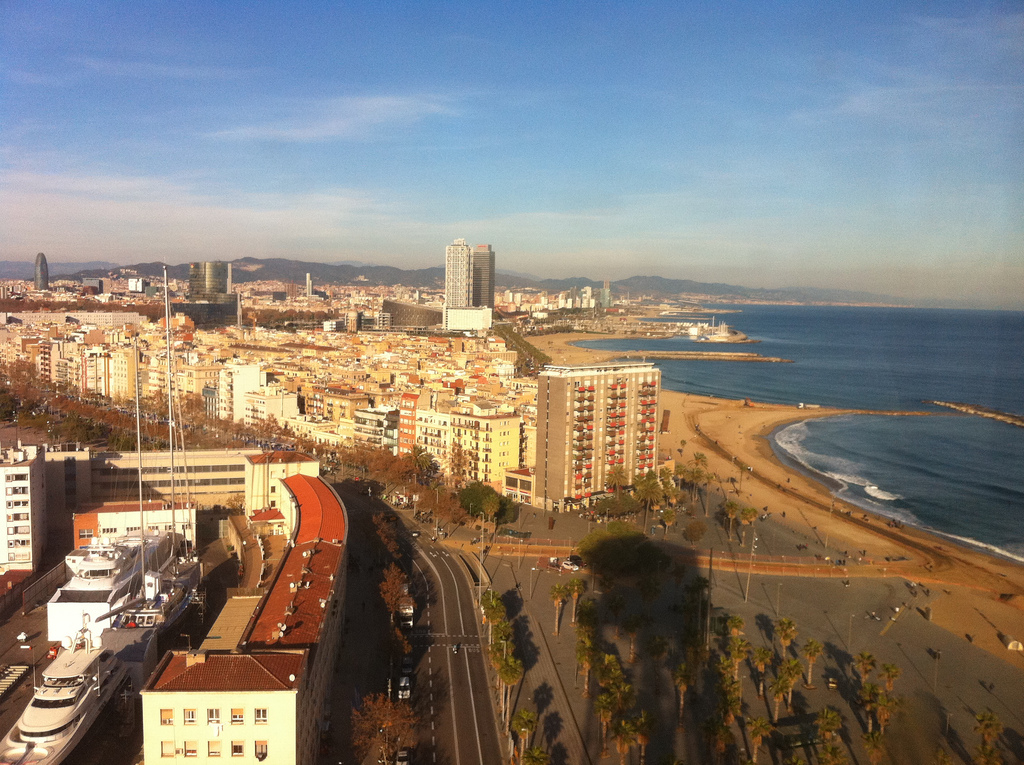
[396,750,412,765]
[401,655,414,675]
[561,559,579,572]
[397,675,411,699]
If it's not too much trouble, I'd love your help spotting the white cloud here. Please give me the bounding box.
[209,95,457,141]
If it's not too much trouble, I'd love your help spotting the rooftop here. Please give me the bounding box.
[145,651,304,692]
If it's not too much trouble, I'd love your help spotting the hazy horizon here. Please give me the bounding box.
[2,2,1021,309]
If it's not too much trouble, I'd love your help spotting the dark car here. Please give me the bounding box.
[401,655,414,675]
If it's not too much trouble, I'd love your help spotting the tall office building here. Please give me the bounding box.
[445,238,472,308]
[535,362,660,511]
[34,252,49,291]
[189,261,230,301]
[471,244,495,308]
[306,272,312,297]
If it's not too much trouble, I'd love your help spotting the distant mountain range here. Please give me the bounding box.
[0,256,906,305]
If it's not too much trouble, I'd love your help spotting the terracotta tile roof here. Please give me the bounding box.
[245,541,342,649]
[284,474,346,544]
[248,451,316,465]
[251,508,285,522]
[146,652,304,692]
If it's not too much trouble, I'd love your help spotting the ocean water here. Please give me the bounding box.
[579,306,1024,560]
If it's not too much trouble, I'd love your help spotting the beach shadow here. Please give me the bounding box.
[513,614,540,672]
[534,682,554,717]
[549,742,569,765]
[1002,727,1024,763]
[543,710,564,748]
[755,612,774,644]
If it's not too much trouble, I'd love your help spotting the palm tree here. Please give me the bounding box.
[522,746,550,765]
[550,583,569,636]
[622,613,645,663]
[703,716,733,765]
[752,646,774,698]
[879,663,901,693]
[634,710,654,765]
[608,678,635,715]
[854,651,876,684]
[728,636,751,682]
[775,617,798,657]
[595,692,616,757]
[612,717,636,765]
[747,716,774,764]
[727,614,745,636]
[862,730,885,765]
[780,658,803,709]
[801,638,823,687]
[974,710,1003,747]
[816,706,842,743]
[511,708,538,765]
[606,591,626,637]
[566,577,586,624]
[769,675,787,722]
[722,499,741,541]
[645,634,669,692]
[672,661,692,728]
[818,743,849,765]
[577,638,596,698]
[859,682,881,733]
[498,656,524,728]
[634,470,664,532]
[607,464,629,497]
[739,505,758,544]
[973,743,1003,765]
[875,693,899,734]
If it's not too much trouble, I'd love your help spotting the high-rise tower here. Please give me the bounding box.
[33,252,49,291]
[536,361,661,511]
[471,244,495,309]
[189,261,230,301]
[445,238,472,308]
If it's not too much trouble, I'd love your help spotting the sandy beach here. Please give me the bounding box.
[537,332,1024,669]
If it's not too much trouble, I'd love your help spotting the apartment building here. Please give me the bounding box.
[142,473,348,765]
[450,404,521,489]
[0,444,45,572]
[243,387,300,428]
[535,362,660,511]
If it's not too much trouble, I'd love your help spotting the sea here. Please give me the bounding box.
[578,306,1024,562]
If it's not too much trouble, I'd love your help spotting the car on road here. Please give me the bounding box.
[395,750,411,765]
[561,559,579,572]
[401,655,414,675]
[825,675,838,690]
[410,529,420,537]
[397,675,411,699]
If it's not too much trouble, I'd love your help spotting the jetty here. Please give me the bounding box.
[618,350,793,363]
[925,400,1024,429]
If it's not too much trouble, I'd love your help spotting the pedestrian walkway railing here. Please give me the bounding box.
[20,560,69,616]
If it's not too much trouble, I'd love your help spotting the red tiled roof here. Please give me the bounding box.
[251,508,285,522]
[284,475,346,544]
[246,541,342,649]
[77,500,188,515]
[248,451,316,465]
[146,652,304,692]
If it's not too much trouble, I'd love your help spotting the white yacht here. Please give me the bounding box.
[0,631,128,765]
[46,539,142,642]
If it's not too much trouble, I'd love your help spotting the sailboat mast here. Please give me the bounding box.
[163,267,176,540]
[134,336,146,569]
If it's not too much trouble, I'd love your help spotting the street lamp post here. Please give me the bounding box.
[530,567,539,599]
[848,613,855,652]
[824,495,836,551]
[933,650,942,693]
[17,632,35,690]
[744,533,757,603]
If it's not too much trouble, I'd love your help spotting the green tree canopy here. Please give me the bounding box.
[578,521,670,580]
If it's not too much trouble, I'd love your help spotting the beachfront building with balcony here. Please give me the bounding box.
[535,362,661,512]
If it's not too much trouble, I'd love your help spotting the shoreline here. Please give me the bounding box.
[535,331,1024,668]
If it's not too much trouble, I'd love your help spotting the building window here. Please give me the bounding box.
[208,741,221,757]
[255,741,268,761]
[231,741,244,757]
[207,708,221,725]
[184,741,197,757]
[79,529,94,539]
[184,709,196,725]
[101,527,118,535]
[231,708,243,724]
[161,741,175,758]
[254,708,268,724]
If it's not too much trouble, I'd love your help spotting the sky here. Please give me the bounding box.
[1,2,1022,308]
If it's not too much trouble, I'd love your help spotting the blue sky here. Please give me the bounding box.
[1,1,1021,307]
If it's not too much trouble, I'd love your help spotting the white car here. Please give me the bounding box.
[397,675,410,699]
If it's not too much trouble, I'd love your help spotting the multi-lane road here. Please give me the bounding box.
[404,539,502,765]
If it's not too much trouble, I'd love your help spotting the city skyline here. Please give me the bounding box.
[1,2,1021,309]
